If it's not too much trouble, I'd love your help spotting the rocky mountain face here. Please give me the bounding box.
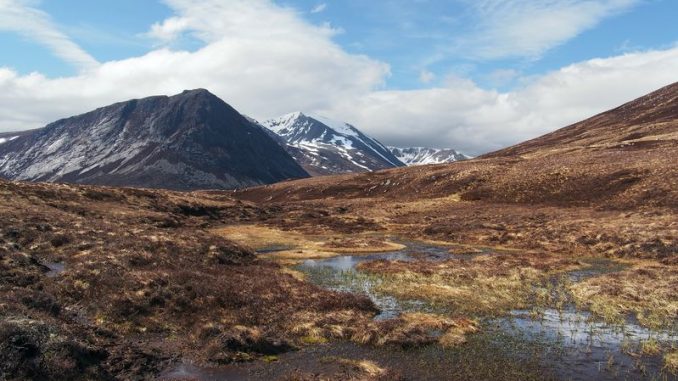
[389,146,470,166]
[260,112,404,176]
[0,90,308,190]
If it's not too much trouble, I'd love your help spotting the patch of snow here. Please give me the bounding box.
[308,114,360,138]
[0,136,18,145]
[390,146,470,166]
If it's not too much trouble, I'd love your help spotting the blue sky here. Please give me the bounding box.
[0,0,677,154]
[4,0,677,89]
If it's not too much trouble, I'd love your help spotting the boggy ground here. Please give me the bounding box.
[2,184,677,379]
[0,180,402,380]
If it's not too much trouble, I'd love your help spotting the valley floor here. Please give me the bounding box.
[1,179,676,380]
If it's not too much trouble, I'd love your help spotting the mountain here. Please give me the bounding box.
[0,90,308,190]
[389,146,470,165]
[260,112,404,176]
[236,82,678,210]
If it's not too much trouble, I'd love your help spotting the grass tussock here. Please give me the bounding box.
[665,351,678,375]
[569,261,678,329]
[279,356,403,381]
[328,357,388,377]
[357,253,583,316]
[285,310,478,349]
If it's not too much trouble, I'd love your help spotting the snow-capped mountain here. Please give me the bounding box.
[260,112,404,176]
[0,90,308,190]
[389,146,470,166]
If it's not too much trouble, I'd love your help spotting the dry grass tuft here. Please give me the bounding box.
[665,351,678,375]
[216,224,404,260]
[570,261,678,329]
[358,253,583,316]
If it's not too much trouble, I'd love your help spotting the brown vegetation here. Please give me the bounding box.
[0,180,379,380]
[358,253,583,315]
[570,260,678,328]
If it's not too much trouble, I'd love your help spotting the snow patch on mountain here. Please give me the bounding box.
[389,146,470,166]
[0,136,18,145]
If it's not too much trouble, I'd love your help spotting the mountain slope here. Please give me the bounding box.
[236,82,678,210]
[261,112,404,176]
[389,146,469,165]
[0,90,308,190]
[484,81,678,158]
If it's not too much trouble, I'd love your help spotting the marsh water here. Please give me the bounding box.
[161,242,677,381]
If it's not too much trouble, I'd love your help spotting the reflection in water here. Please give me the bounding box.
[495,309,676,380]
[301,251,412,271]
[296,243,454,320]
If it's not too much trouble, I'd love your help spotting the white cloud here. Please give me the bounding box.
[147,16,191,43]
[0,0,675,157]
[0,0,99,70]
[457,0,641,60]
[311,3,327,14]
[0,0,389,131]
[331,46,678,154]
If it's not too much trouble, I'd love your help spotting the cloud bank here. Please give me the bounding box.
[0,0,676,156]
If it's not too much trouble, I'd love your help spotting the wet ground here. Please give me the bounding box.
[161,242,677,381]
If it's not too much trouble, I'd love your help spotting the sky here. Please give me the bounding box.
[0,0,677,155]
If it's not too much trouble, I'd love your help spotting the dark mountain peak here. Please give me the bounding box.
[0,91,308,190]
[180,88,211,95]
[175,88,221,103]
[171,88,226,106]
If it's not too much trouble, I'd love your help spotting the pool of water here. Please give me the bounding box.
[293,242,677,381]
[494,309,676,380]
[161,242,677,380]
[295,242,460,320]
